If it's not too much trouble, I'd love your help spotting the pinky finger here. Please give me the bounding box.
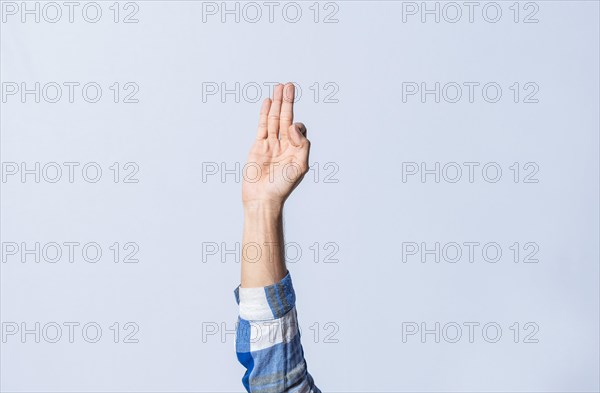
[256,98,271,139]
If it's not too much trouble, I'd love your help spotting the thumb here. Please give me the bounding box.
[288,123,307,147]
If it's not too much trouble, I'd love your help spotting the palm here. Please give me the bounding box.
[242,84,310,206]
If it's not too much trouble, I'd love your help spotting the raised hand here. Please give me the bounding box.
[242,83,310,208]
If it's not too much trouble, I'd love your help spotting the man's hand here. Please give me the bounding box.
[242,83,310,209]
[240,82,310,287]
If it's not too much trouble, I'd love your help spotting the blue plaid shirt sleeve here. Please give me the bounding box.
[234,272,321,393]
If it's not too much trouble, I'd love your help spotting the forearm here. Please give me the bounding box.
[241,201,286,288]
[234,273,319,393]
[237,204,322,393]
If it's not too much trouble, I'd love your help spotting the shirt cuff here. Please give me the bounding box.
[234,272,296,321]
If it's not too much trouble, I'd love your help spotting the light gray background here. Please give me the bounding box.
[1,1,599,392]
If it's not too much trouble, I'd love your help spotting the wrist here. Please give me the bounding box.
[243,200,284,216]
